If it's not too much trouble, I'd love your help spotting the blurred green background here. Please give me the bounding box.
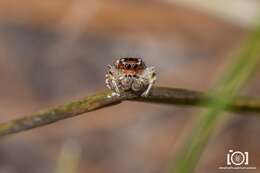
[0,0,259,173]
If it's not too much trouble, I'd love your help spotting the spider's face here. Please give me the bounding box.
[106,57,156,96]
[115,57,146,76]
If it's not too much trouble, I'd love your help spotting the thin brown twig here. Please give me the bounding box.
[0,86,259,137]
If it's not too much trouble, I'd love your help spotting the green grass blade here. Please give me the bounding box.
[171,24,260,173]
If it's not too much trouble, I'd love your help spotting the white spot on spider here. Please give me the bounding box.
[107,92,120,98]
[112,92,120,96]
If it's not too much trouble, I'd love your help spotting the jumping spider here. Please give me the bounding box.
[105,57,156,97]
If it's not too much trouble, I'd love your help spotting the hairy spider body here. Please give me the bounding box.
[106,57,156,97]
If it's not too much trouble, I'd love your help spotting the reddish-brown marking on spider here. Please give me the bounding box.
[115,58,146,76]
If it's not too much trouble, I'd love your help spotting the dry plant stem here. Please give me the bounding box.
[0,86,260,137]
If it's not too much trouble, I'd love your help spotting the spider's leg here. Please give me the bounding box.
[105,75,112,89]
[112,79,121,96]
[142,84,151,97]
[106,77,120,97]
[107,64,112,69]
[141,78,155,97]
[106,64,121,96]
[141,67,156,97]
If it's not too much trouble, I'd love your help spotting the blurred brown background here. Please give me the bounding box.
[0,0,259,173]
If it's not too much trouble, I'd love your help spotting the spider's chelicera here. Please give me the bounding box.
[105,57,156,97]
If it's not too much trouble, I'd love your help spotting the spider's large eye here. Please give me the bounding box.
[125,64,131,69]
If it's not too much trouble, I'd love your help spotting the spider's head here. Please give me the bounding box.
[115,57,146,75]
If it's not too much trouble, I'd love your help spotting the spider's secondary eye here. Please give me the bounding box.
[132,64,138,69]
